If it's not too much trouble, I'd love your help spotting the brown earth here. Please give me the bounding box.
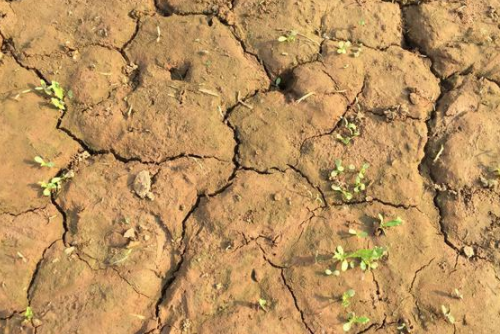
[1,0,499,333]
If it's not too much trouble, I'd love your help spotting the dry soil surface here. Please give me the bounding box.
[1,0,500,333]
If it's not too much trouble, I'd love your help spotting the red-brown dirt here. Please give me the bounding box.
[1,0,499,333]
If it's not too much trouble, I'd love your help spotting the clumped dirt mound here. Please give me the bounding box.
[1,0,500,333]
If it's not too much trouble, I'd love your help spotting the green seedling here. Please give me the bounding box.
[329,161,370,201]
[24,306,34,321]
[441,305,455,324]
[38,171,73,196]
[38,177,63,196]
[333,245,350,272]
[35,79,66,110]
[34,156,54,168]
[325,268,340,276]
[341,289,355,308]
[332,246,386,273]
[453,288,463,300]
[331,184,353,201]
[348,229,368,238]
[343,312,370,332]
[376,214,403,235]
[330,159,348,178]
[337,41,351,54]
[337,118,360,145]
[274,77,282,88]
[353,163,369,193]
[258,298,268,312]
[277,30,298,43]
[350,246,386,271]
[352,45,363,58]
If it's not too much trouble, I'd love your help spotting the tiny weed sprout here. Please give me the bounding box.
[353,163,369,193]
[333,245,350,272]
[24,306,34,321]
[39,177,63,196]
[329,161,370,201]
[348,229,368,238]
[332,246,386,273]
[350,246,386,271]
[343,312,370,332]
[376,214,403,235]
[337,41,351,54]
[453,288,463,300]
[441,305,455,324]
[341,289,355,308]
[325,268,340,276]
[352,44,363,58]
[330,159,346,178]
[331,184,353,201]
[274,77,282,88]
[337,118,360,145]
[35,80,66,110]
[258,298,268,312]
[277,30,298,43]
[38,171,73,196]
[34,156,54,168]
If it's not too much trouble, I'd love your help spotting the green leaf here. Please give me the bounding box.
[344,192,353,201]
[384,217,403,227]
[343,322,351,332]
[356,316,370,324]
[341,259,349,271]
[51,98,65,110]
[34,156,44,164]
[51,82,64,100]
[24,306,34,320]
[43,188,51,196]
[346,289,355,297]
[277,36,288,42]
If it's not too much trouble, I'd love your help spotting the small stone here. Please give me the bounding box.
[365,196,373,202]
[463,246,474,258]
[273,193,282,201]
[409,92,420,105]
[123,228,136,239]
[133,170,151,198]
[143,234,151,241]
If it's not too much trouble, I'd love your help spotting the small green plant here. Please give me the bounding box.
[337,41,352,54]
[277,30,298,43]
[39,177,63,196]
[341,289,355,308]
[258,298,268,312]
[38,171,73,196]
[353,163,369,193]
[24,306,34,321]
[330,159,348,178]
[350,246,386,271]
[441,305,455,324]
[453,288,463,300]
[325,268,340,276]
[352,45,363,58]
[343,312,370,331]
[331,245,386,273]
[35,79,66,110]
[333,245,350,272]
[34,156,54,168]
[376,214,403,235]
[348,229,368,238]
[337,118,360,145]
[331,184,353,201]
[329,161,370,201]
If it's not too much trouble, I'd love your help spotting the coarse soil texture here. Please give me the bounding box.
[1,0,500,333]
